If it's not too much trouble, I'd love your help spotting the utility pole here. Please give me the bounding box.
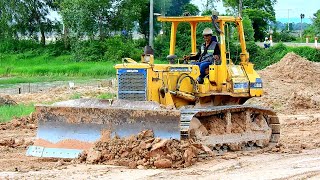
[149,0,154,48]
[300,13,305,42]
[239,0,243,17]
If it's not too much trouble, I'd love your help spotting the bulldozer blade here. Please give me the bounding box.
[26,99,180,159]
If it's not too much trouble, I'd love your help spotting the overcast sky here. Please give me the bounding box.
[191,0,319,20]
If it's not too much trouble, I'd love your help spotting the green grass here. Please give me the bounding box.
[0,52,117,79]
[0,51,174,85]
[70,93,82,99]
[0,104,35,123]
[0,76,94,86]
[97,93,116,99]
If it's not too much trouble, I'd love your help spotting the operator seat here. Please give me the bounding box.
[211,35,221,65]
[211,35,218,42]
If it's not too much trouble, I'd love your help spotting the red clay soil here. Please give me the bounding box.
[79,130,214,169]
[247,52,320,114]
[33,139,93,150]
[0,114,37,130]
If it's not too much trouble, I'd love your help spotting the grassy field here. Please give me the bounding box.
[0,104,34,123]
[0,93,117,123]
[0,52,117,82]
[0,51,118,121]
[0,51,170,85]
[0,52,169,83]
[0,51,166,122]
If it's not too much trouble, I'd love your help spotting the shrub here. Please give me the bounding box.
[248,43,320,70]
[44,40,70,57]
[290,46,320,62]
[103,36,143,62]
[72,40,104,62]
[245,41,265,69]
[70,36,145,62]
[0,39,40,53]
[0,38,69,58]
[154,36,170,59]
[265,43,289,64]
[272,30,296,42]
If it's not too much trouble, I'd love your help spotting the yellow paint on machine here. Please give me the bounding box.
[115,15,264,107]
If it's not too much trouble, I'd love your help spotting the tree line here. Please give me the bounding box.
[0,0,194,45]
[0,0,279,44]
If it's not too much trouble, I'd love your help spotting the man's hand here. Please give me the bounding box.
[214,55,220,60]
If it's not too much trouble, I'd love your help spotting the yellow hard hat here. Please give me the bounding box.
[202,28,213,35]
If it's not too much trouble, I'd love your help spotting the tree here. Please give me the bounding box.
[0,0,60,45]
[312,9,320,35]
[167,0,191,16]
[223,0,276,15]
[155,0,172,15]
[0,0,17,39]
[202,0,220,11]
[243,8,275,41]
[61,0,150,40]
[136,1,150,41]
[222,0,276,41]
[242,15,255,41]
[183,3,200,16]
[112,0,149,34]
[136,0,194,42]
[61,0,114,40]
[300,9,320,41]
[25,0,52,45]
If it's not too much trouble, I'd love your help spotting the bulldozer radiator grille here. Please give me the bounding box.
[117,69,147,101]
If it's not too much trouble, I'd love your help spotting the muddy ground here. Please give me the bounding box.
[1,53,320,179]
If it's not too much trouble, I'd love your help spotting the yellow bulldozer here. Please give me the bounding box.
[27,15,280,158]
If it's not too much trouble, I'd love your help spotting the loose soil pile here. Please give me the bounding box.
[80,130,213,169]
[0,137,33,149]
[0,113,37,130]
[264,52,320,82]
[247,52,320,114]
[0,116,36,149]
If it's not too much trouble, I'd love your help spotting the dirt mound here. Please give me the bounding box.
[79,130,213,169]
[0,114,37,130]
[247,52,320,114]
[263,52,320,82]
[0,138,33,148]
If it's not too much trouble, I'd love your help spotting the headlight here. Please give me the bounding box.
[252,82,262,88]
[250,78,263,88]
[233,82,249,89]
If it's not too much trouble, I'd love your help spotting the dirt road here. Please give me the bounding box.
[1,149,320,179]
[1,113,319,179]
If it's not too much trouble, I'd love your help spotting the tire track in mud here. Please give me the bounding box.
[145,149,320,180]
[275,170,320,180]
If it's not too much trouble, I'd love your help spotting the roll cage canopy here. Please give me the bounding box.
[157,16,249,65]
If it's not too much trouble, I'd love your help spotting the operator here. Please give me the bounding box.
[184,27,220,84]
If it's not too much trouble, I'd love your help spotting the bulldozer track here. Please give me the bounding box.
[180,105,280,152]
